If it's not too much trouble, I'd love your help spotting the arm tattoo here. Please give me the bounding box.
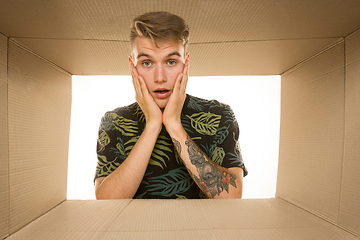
[185,135,237,198]
[171,137,181,154]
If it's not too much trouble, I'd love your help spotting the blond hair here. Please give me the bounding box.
[130,11,189,52]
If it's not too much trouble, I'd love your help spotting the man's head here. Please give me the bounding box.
[129,12,190,109]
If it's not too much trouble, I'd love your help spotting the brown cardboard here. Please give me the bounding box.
[278,28,360,236]
[12,39,132,76]
[6,199,358,239]
[0,34,9,240]
[14,36,340,76]
[0,1,359,239]
[339,29,360,235]
[277,41,345,222]
[2,0,360,41]
[7,40,72,234]
[186,38,341,76]
[1,0,360,75]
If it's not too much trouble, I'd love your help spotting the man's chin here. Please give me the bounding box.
[156,100,168,110]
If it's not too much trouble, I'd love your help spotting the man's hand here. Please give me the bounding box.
[163,55,190,133]
[129,57,162,128]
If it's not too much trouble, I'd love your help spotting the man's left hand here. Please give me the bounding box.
[162,55,190,133]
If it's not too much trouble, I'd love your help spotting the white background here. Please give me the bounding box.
[67,75,281,199]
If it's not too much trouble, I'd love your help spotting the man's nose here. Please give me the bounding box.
[154,65,167,83]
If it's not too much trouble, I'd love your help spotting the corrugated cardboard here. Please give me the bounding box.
[0,1,359,239]
[1,0,360,75]
[13,35,340,76]
[278,29,360,236]
[278,41,345,221]
[0,33,9,240]
[6,199,358,239]
[12,39,131,76]
[6,40,72,234]
[339,29,360,235]
[2,0,360,41]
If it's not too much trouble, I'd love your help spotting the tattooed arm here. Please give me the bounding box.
[170,129,243,199]
[162,54,243,198]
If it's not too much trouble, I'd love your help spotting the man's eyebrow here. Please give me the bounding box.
[166,51,181,58]
[136,53,151,59]
[136,51,181,59]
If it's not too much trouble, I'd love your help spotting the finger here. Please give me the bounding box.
[180,62,189,94]
[131,70,141,93]
[173,72,183,95]
[131,73,142,98]
[131,64,147,96]
[137,74,150,97]
[129,58,143,98]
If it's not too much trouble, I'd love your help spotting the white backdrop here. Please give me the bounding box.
[67,75,281,199]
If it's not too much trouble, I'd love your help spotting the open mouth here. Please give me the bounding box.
[154,89,169,93]
[154,89,170,98]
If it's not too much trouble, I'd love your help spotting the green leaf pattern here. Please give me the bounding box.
[98,129,110,151]
[211,147,225,165]
[95,95,247,199]
[187,97,205,111]
[145,167,194,197]
[186,112,221,135]
[133,105,145,122]
[149,135,173,169]
[96,154,120,177]
[108,112,138,136]
[209,125,230,153]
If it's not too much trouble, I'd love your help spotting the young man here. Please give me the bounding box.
[94,11,247,199]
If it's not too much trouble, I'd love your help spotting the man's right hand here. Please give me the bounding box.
[129,57,162,128]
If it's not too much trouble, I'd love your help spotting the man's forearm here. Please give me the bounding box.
[95,123,161,199]
[168,125,242,199]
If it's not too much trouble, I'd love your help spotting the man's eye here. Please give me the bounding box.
[167,60,176,66]
[142,61,152,67]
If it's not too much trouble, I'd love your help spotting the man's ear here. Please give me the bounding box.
[129,54,135,65]
[185,52,190,65]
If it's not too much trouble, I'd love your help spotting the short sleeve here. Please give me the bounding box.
[94,112,125,181]
[210,105,248,177]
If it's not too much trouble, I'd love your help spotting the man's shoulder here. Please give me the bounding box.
[185,95,237,128]
[99,102,142,133]
[104,102,139,117]
[185,94,231,112]
[100,102,143,126]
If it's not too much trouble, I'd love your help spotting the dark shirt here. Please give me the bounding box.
[95,94,247,199]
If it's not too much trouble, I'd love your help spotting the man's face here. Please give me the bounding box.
[131,37,188,109]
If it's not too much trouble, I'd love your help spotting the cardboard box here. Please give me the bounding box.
[1,39,71,237]
[0,1,359,239]
[277,29,360,236]
[4,199,359,239]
